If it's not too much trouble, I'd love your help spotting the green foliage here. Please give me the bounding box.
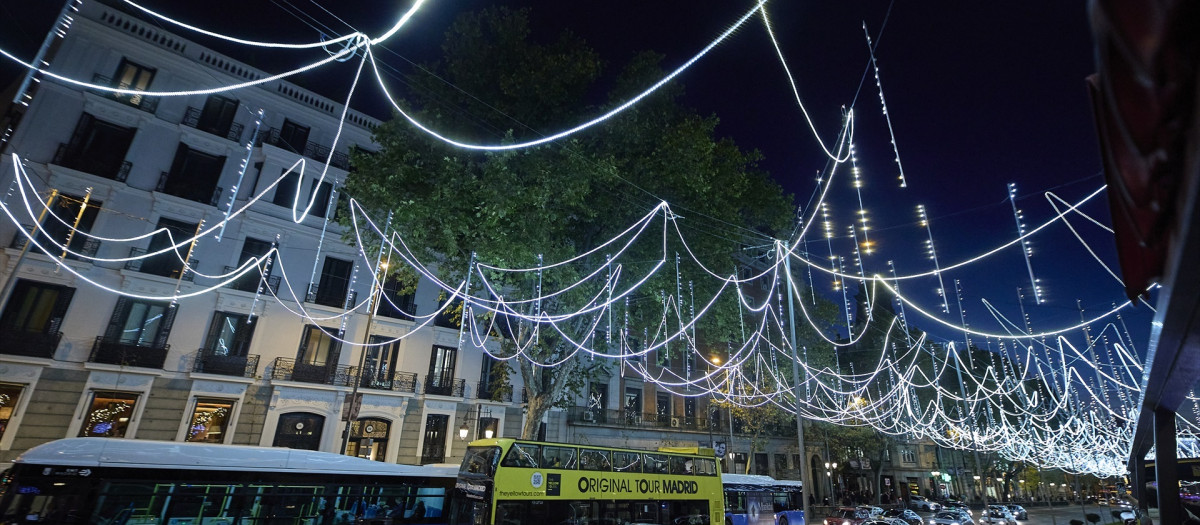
[344,7,795,438]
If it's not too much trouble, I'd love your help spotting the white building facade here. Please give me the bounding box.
[0,0,521,467]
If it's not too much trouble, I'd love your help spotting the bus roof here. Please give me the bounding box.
[723,473,803,492]
[14,438,458,478]
[470,438,717,458]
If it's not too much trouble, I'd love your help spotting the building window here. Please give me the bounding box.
[346,417,390,461]
[163,144,226,205]
[197,95,238,137]
[79,391,139,437]
[421,414,448,464]
[754,453,768,475]
[0,383,25,441]
[185,398,235,443]
[361,335,399,387]
[307,180,334,219]
[0,279,74,335]
[588,383,607,411]
[425,345,457,396]
[140,217,197,280]
[901,448,917,464]
[203,311,255,357]
[296,325,341,367]
[60,113,134,180]
[623,387,642,423]
[0,279,73,358]
[229,237,275,293]
[273,412,323,450]
[311,257,352,307]
[775,453,788,476]
[32,194,103,259]
[656,392,670,424]
[103,298,176,348]
[278,119,311,154]
[112,58,156,107]
[272,169,300,207]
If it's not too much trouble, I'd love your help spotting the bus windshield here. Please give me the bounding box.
[461,446,501,477]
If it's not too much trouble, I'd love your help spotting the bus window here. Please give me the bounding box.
[462,446,501,476]
[669,456,692,475]
[496,501,526,525]
[612,451,641,473]
[579,448,612,471]
[644,453,669,474]
[693,458,718,476]
[502,443,541,468]
[543,446,577,469]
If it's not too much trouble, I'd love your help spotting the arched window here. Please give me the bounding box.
[273,412,324,450]
[346,417,390,461]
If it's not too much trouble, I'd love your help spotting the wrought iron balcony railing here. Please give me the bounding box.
[357,370,418,393]
[258,128,351,170]
[53,142,131,182]
[270,357,356,386]
[156,171,224,207]
[0,329,62,359]
[565,406,724,433]
[124,246,196,282]
[181,106,245,142]
[223,265,280,294]
[9,225,102,259]
[90,74,159,113]
[305,282,357,309]
[193,349,259,377]
[423,376,466,397]
[476,380,513,402]
[90,336,169,369]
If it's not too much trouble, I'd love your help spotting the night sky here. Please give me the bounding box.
[0,1,1154,353]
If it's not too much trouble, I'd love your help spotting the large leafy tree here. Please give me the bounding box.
[345,7,794,438]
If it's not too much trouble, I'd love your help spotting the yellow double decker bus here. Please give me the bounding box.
[453,438,724,525]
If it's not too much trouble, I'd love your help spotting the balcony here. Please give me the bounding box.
[182,106,244,142]
[89,337,169,369]
[9,225,102,259]
[157,171,223,207]
[476,380,513,402]
[270,357,356,386]
[358,370,418,393]
[0,329,62,359]
[124,247,196,282]
[258,128,351,170]
[423,377,466,397]
[90,74,159,113]
[565,406,720,432]
[305,282,357,309]
[223,265,281,294]
[193,349,260,377]
[53,143,131,182]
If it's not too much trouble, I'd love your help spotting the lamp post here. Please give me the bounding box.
[340,254,388,457]
[825,461,838,502]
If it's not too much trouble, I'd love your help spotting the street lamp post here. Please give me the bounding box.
[825,461,838,503]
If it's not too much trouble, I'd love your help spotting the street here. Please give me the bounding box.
[903,504,1135,525]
